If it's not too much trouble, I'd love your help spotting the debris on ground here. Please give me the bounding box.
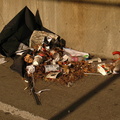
[1,6,119,105]
[0,54,7,64]
[10,30,117,87]
[112,51,120,74]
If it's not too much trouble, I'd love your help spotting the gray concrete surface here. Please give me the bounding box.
[0,0,120,58]
[0,110,25,120]
[0,57,120,120]
[0,1,120,119]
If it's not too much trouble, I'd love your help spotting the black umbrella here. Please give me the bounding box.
[0,6,42,57]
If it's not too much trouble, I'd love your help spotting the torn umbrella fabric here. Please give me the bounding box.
[0,6,42,57]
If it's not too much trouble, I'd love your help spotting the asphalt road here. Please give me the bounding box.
[0,57,120,120]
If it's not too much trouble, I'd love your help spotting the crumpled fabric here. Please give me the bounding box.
[0,6,42,57]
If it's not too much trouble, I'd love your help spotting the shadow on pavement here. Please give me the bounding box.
[50,74,120,120]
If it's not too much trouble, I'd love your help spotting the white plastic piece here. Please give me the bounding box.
[97,63,111,75]
[63,48,89,58]
[26,64,35,74]
[33,55,43,66]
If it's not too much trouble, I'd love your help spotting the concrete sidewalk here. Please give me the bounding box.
[0,57,120,120]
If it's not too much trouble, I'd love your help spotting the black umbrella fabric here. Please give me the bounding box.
[0,6,42,57]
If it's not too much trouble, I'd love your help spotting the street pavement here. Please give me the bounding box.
[0,57,120,120]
